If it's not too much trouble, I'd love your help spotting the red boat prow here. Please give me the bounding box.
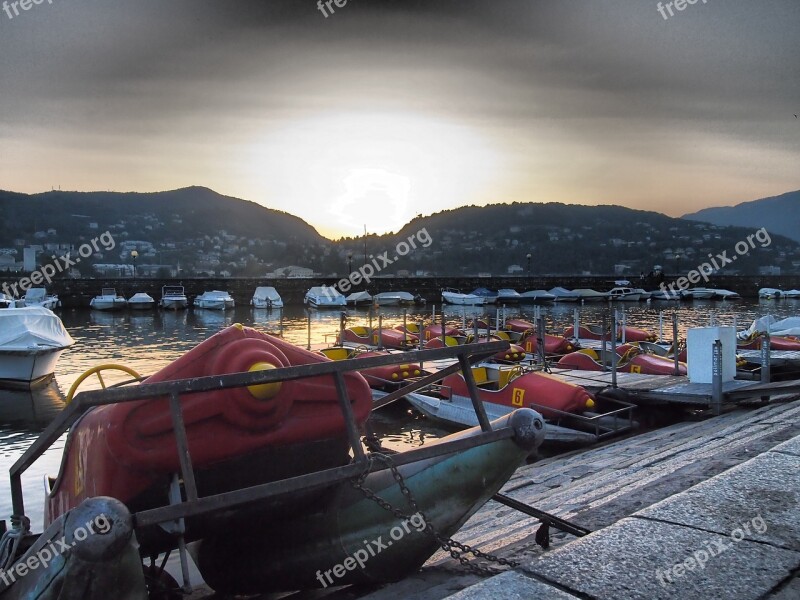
[565,324,657,343]
[354,351,428,388]
[518,331,576,355]
[338,326,418,349]
[46,325,372,525]
[504,319,535,333]
[557,348,687,375]
[440,368,594,419]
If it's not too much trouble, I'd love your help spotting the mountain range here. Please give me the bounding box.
[1,187,798,278]
[683,190,800,243]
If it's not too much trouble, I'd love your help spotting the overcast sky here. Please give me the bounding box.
[1,0,798,237]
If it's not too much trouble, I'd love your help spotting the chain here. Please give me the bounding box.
[351,453,517,576]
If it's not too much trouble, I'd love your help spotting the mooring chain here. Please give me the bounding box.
[351,453,518,576]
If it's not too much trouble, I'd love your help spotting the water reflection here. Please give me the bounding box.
[0,379,66,430]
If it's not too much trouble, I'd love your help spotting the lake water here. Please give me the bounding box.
[2,298,799,532]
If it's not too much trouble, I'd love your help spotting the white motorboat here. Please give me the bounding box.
[22,287,60,310]
[374,291,416,306]
[127,292,156,310]
[632,288,651,301]
[759,288,783,299]
[519,290,556,303]
[89,288,128,311]
[496,289,522,304]
[607,287,641,302]
[573,289,610,302]
[739,315,800,338]
[548,287,581,302]
[0,307,75,386]
[251,286,284,309]
[345,291,373,306]
[471,288,499,304]
[441,289,486,306]
[783,290,800,299]
[194,290,235,310]
[650,288,682,301]
[305,286,346,308]
[160,285,189,310]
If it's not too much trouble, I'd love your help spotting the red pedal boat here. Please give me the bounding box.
[45,324,373,528]
[557,345,687,375]
[337,326,418,349]
[565,324,657,343]
[440,367,595,419]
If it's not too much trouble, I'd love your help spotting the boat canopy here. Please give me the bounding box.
[740,315,800,338]
[0,307,75,350]
[253,287,282,302]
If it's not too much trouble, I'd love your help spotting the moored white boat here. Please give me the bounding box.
[471,288,499,304]
[519,289,556,303]
[194,290,235,310]
[573,288,609,302]
[345,290,373,306]
[497,288,522,304]
[783,289,800,299]
[608,287,641,302]
[251,286,284,309]
[374,291,416,306]
[759,287,783,299]
[305,286,347,308]
[548,287,581,302]
[160,285,189,310]
[22,287,60,310]
[441,289,486,305]
[127,292,156,310]
[89,288,127,311]
[0,307,75,387]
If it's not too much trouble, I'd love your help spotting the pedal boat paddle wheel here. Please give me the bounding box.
[2,326,546,599]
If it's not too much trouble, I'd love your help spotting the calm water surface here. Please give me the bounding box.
[2,298,799,531]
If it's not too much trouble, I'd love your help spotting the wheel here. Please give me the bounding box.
[143,561,183,600]
[65,364,143,404]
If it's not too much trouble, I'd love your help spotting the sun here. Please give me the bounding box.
[243,111,503,238]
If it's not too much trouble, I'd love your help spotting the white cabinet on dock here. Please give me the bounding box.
[687,326,737,383]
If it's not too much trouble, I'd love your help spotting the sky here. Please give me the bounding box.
[0,0,798,239]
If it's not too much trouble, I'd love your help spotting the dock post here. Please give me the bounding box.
[601,314,608,372]
[496,307,501,335]
[306,309,311,351]
[403,309,408,346]
[620,310,626,345]
[418,319,424,371]
[610,311,618,388]
[473,318,479,343]
[673,313,680,375]
[761,332,771,384]
[462,308,466,331]
[279,309,284,337]
[377,313,384,350]
[712,339,723,415]
[369,305,373,331]
[573,308,579,339]
[502,304,507,328]
[658,311,663,343]
[537,313,547,367]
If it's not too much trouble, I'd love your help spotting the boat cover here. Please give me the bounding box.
[0,307,75,350]
[253,287,282,302]
[740,315,800,338]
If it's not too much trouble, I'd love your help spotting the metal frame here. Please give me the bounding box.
[9,341,510,522]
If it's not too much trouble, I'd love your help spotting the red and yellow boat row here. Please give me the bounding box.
[557,346,687,375]
[337,326,419,349]
[737,335,800,351]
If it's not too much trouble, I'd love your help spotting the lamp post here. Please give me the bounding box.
[131,250,138,280]
[526,253,532,276]
[347,252,353,276]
